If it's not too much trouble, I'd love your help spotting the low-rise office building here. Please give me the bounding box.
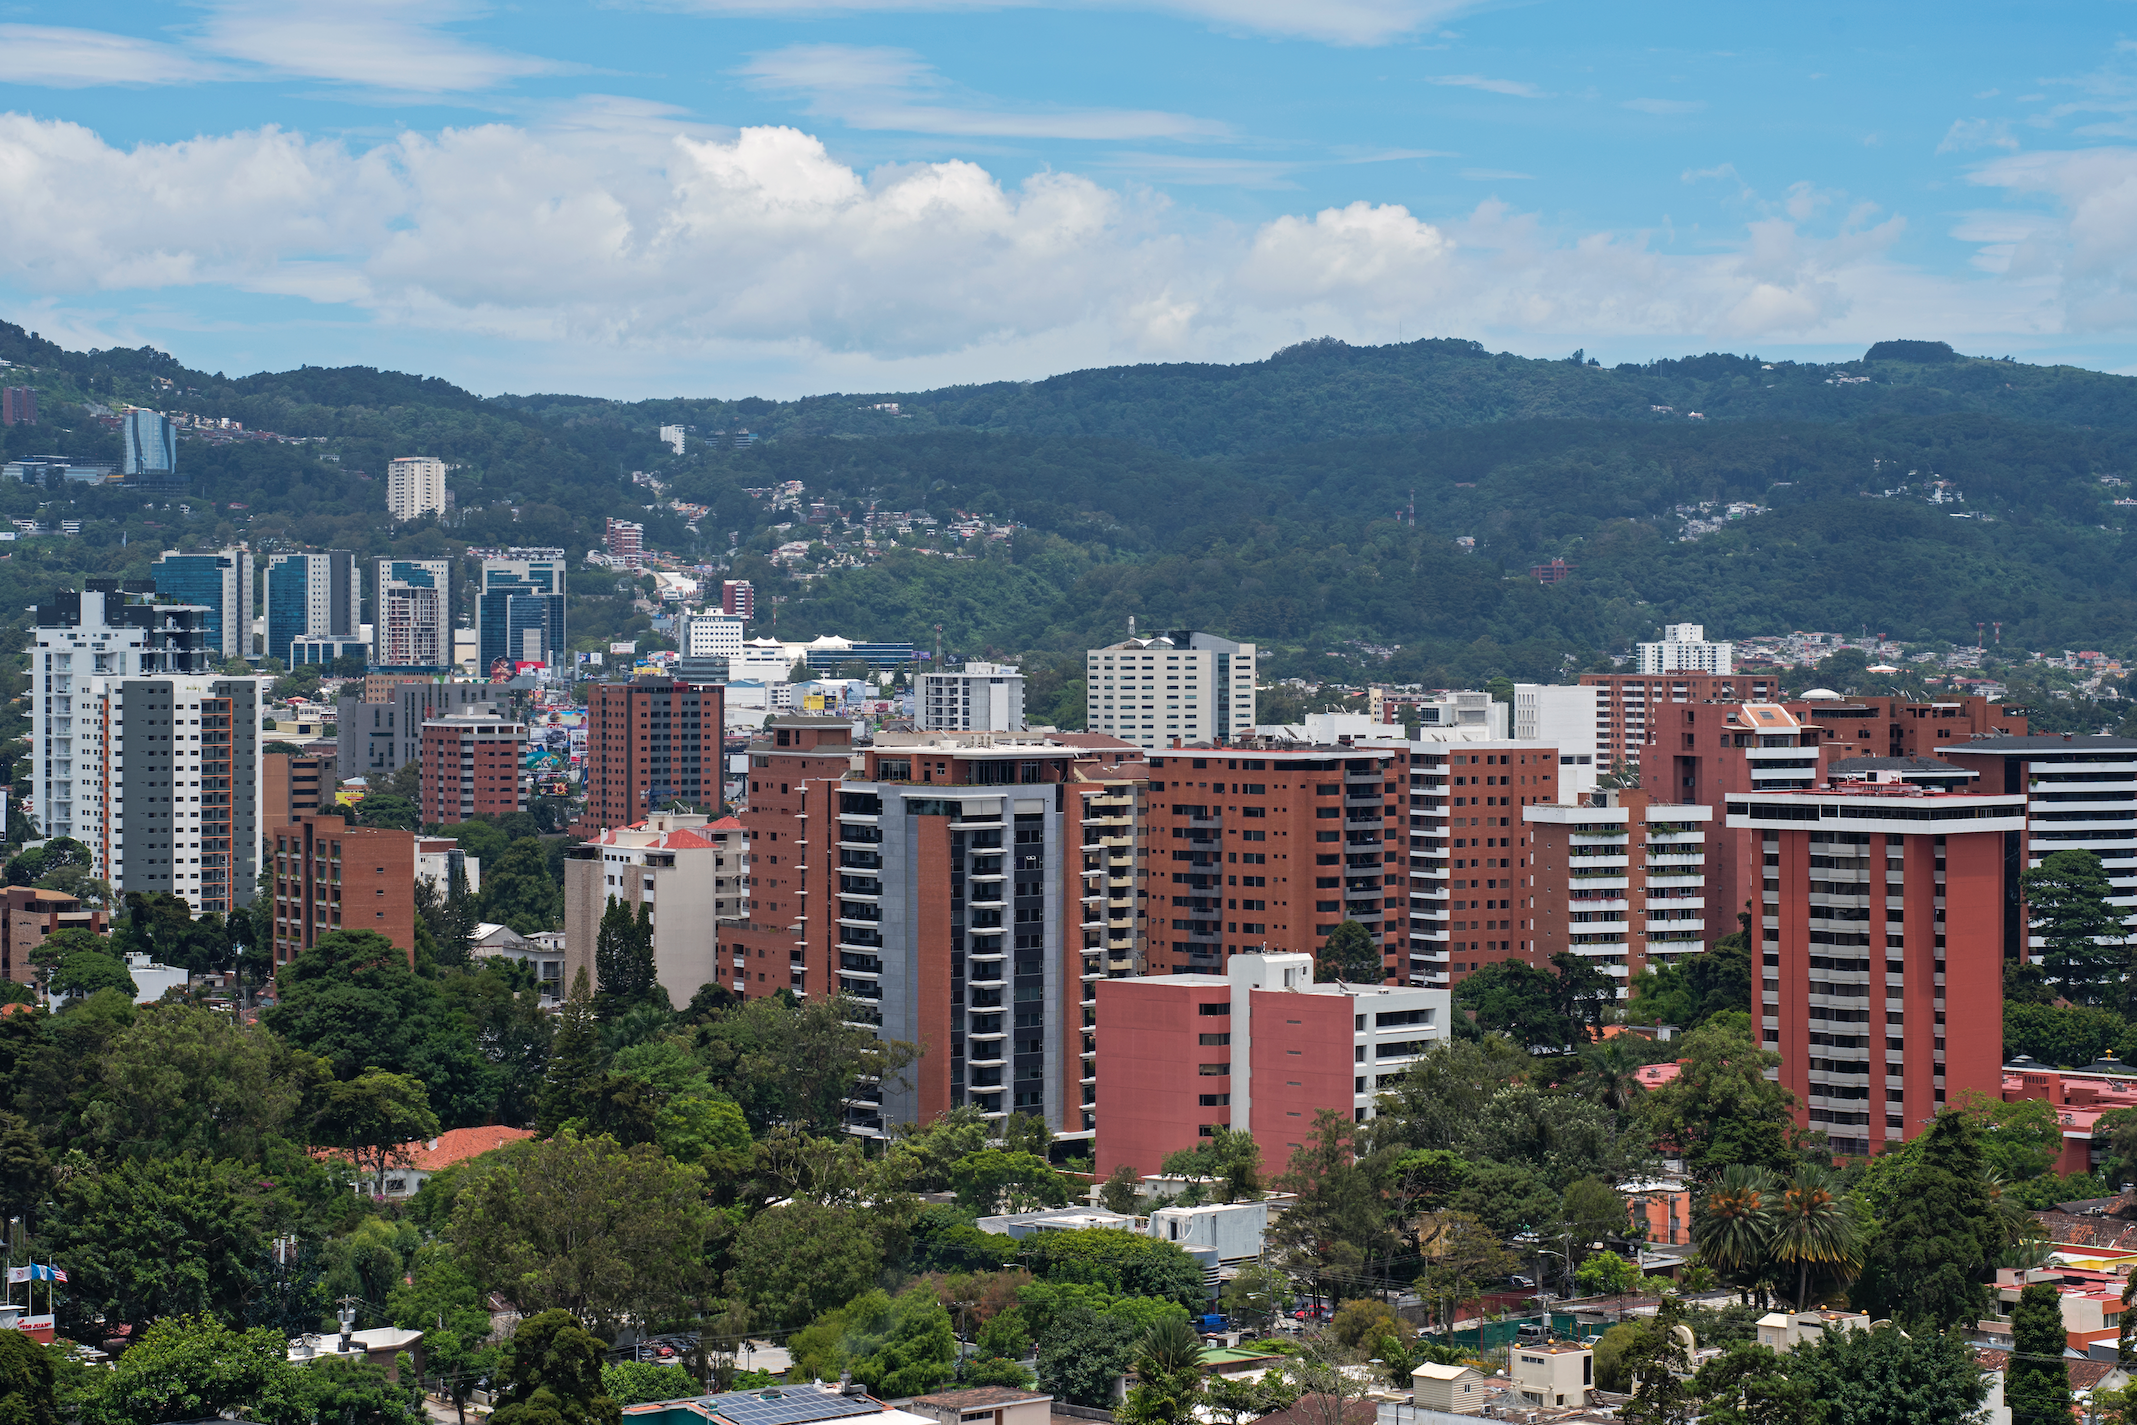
[1093,951,1448,1177]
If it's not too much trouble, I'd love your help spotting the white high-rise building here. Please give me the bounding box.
[916,663,1025,732]
[29,586,266,915]
[659,425,686,456]
[1085,632,1256,748]
[374,559,452,669]
[1513,684,1604,797]
[1637,623,1733,676]
[679,612,746,663]
[386,456,449,522]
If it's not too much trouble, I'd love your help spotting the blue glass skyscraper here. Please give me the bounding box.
[122,410,179,484]
[479,550,566,674]
[152,549,252,661]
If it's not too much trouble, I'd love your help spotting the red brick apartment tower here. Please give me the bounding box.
[1402,740,1559,991]
[1143,744,1402,979]
[1725,784,2025,1157]
[420,710,527,825]
[726,716,857,1002]
[1791,693,2026,759]
[1526,789,1712,1006]
[1580,672,1785,769]
[582,677,724,829]
[269,813,417,968]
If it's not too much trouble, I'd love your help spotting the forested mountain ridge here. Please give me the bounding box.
[4,317,2137,703]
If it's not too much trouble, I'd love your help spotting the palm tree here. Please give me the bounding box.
[1138,1315,1206,1376]
[1691,1165,1780,1294]
[1767,1165,1863,1310]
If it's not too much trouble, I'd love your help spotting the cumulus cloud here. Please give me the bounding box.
[1966,147,2137,330]
[0,110,2077,379]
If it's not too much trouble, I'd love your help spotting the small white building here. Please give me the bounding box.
[1145,1199,1270,1264]
[123,951,187,1005]
[415,836,482,898]
[730,639,799,682]
[1411,1361,1487,1415]
[909,1387,1053,1425]
[975,1206,1136,1239]
[1756,1309,1870,1351]
[1510,1341,1593,1409]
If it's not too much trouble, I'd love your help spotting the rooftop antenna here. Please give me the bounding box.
[933,623,943,665]
[1128,614,1136,642]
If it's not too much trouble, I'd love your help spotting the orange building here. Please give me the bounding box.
[1141,743,1403,979]
[269,813,418,968]
[263,750,336,832]
[1406,739,1562,990]
[419,707,527,824]
[582,676,724,829]
[1725,783,2026,1157]
[0,887,106,984]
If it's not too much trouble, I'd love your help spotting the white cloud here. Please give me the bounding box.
[653,0,1487,46]
[0,110,2097,384]
[0,2,563,96]
[1426,74,1548,98]
[0,25,226,87]
[1938,118,2019,154]
[195,0,565,93]
[738,44,1230,141]
[1966,147,2137,330]
[1622,98,1705,115]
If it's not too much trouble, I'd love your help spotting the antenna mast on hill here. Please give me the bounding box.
[1994,622,2003,646]
[1407,488,1416,526]
[1976,623,1985,650]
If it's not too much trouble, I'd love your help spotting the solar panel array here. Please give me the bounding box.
[707,1390,883,1425]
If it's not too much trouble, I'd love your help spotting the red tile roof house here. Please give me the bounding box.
[322,1124,534,1199]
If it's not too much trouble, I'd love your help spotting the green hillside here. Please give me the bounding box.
[2,318,2135,714]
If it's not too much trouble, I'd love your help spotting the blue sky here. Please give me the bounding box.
[1,0,2135,397]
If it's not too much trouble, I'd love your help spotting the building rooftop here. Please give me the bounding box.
[911,1388,1051,1409]
[1952,736,2137,751]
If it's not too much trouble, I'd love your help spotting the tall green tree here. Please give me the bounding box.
[1691,1165,1779,1286]
[1636,1015,1803,1177]
[43,1157,266,1340]
[0,1328,57,1425]
[488,1309,620,1425]
[1787,1324,1985,1425]
[81,1314,305,1425]
[538,967,603,1137]
[2022,849,2126,1004]
[593,897,660,1011]
[1857,1110,2000,1329]
[696,993,918,1134]
[481,839,563,934]
[449,1132,710,1336]
[1315,920,1383,984]
[2007,1281,2070,1425]
[314,1068,442,1195]
[1268,1110,1394,1302]
[264,929,493,1126]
